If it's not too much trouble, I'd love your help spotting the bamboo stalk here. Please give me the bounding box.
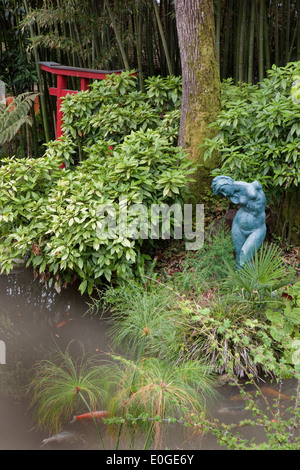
[30,106,39,156]
[146,4,155,76]
[56,0,76,87]
[248,0,255,83]
[264,0,270,72]
[14,0,31,155]
[287,14,298,63]
[285,0,291,62]
[13,0,24,62]
[166,0,176,75]
[222,0,233,79]
[234,0,242,81]
[90,0,102,66]
[297,0,300,60]
[238,0,247,82]
[105,0,130,70]
[258,0,264,82]
[134,1,144,90]
[281,0,287,65]
[152,0,173,75]
[275,0,279,65]
[72,22,86,68]
[23,0,51,143]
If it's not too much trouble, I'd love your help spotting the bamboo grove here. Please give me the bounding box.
[1,0,300,148]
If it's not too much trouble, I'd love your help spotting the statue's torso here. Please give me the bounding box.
[233,197,266,234]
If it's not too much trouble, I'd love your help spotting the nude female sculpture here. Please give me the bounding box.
[212,176,266,267]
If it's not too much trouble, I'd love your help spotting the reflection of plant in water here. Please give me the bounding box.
[0,312,49,367]
[0,314,31,398]
[28,345,107,448]
[0,362,29,399]
[0,314,19,344]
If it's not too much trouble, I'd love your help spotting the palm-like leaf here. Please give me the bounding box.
[0,92,38,145]
[223,243,293,300]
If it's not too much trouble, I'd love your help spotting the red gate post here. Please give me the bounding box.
[56,74,68,139]
[39,62,137,168]
[39,62,130,139]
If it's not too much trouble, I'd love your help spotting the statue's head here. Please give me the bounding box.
[212,175,235,198]
[212,176,265,206]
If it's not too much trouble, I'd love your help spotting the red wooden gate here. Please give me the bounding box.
[39,62,127,139]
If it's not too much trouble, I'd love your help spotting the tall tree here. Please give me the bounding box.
[174,0,221,199]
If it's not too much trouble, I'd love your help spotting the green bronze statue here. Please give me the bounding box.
[212,176,266,267]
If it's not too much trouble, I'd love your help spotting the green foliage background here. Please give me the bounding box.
[203,62,300,243]
[0,73,194,294]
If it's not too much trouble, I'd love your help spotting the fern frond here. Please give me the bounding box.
[0,116,33,146]
[0,92,38,145]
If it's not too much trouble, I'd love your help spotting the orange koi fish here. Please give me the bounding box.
[230,391,255,401]
[56,319,73,328]
[71,410,109,423]
[261,386,291,400]
[230,387,291,402]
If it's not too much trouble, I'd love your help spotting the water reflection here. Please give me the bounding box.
[0,268,110,450]
[0,269,109,365]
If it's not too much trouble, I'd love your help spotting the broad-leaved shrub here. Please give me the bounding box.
[0,73,194,294]
[203,62,300,242]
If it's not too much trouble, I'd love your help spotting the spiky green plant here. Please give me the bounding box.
[222,243,294,302]
[105,354,217,449]
[0,92,38,145]
[28,344,107,444]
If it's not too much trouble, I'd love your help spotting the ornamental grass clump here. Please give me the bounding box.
[28,345,108,442]
[104,353,217,449]
[102,280,182,360]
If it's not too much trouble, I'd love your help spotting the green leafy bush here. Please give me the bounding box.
[0,73,193,294]
[61,71,182,152]
[265,281,300,355]
[173,296,283,378]
[203,62,300,241]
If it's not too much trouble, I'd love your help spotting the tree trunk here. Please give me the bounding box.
[174,0,221,200]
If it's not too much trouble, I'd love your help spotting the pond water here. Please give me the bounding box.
[0,268,297,450]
